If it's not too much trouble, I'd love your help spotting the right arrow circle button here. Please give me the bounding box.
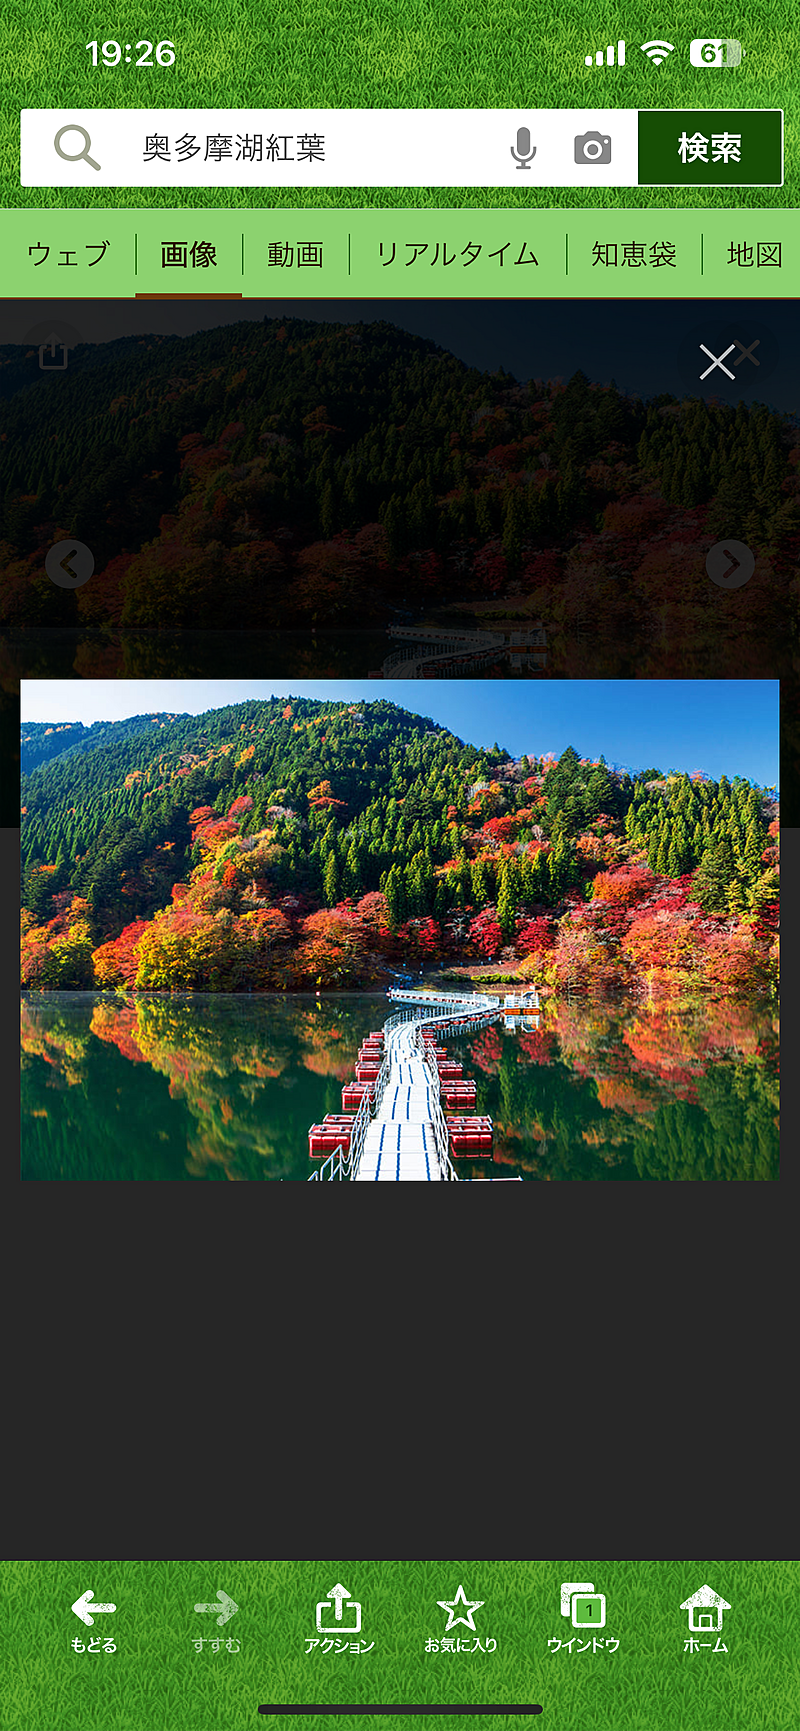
[706,539,756,589]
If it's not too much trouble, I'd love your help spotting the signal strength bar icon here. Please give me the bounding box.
[640,39,676,62]
[585,39,625,66]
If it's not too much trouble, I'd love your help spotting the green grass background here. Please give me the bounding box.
[2,0,796,206]
[1,1562,798,1731]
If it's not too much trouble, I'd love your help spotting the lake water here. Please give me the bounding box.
[20,992,779,1181]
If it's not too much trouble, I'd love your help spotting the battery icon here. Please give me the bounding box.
[690,38,744,66]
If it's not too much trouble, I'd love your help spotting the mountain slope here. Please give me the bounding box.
[20,712,188,774]
[21,700,778,986]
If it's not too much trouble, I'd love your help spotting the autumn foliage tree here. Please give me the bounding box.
[92,920,150,989]
[20,701,778,998]
[591,866,657,906]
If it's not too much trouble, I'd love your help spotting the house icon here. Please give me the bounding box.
[680,1585,731,1632]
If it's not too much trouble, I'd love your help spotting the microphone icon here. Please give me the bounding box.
[511,125,536,168]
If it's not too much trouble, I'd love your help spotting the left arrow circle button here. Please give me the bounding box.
[45,539,95,588]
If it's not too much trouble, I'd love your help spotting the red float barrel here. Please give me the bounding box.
[309,1125,348,1156]
[441,1080,477,1106]
[322,1115,354,1148]
[342,1081,373,1109]
[447,1115,493,1155]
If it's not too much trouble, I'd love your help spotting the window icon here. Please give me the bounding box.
[561,1582,606,1628]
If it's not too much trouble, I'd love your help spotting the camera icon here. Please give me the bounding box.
[574,130,612,164]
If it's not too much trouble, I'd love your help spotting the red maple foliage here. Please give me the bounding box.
[592,866,657,907]
[516,917,555,956]
[469,910,502,957]
[92,919,150,989]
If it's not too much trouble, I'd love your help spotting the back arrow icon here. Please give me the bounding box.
[60,548,80,579]
[194,1590,238,1626]
[45,538,94,588]
[72,1591,116,1626]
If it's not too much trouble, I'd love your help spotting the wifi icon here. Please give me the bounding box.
[640,39,676,62]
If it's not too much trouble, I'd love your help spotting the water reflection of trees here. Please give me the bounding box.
[21,991,778,1182]
[21,994,384,1181]
[451,994,778,1182]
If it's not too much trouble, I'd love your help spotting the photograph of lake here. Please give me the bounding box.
[20,678,779,1180]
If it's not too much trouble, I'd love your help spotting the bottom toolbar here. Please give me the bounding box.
[3,1559,791,1731]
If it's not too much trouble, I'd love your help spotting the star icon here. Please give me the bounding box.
[437,1585,485,1632]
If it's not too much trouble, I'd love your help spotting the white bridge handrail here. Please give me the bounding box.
[387,987,503,1010]
[307,1077,371,1181]
[411,1019,460,1179]
[310,986,512,1181]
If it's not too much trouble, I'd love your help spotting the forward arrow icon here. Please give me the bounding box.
[194,1590,238,1626]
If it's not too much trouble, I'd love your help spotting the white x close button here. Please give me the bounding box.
[699,342,736,380]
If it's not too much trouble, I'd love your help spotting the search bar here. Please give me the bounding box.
[21,108,639,186]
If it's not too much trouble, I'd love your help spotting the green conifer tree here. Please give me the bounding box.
[470,858,488,906]
[743,820,765,883]
[693,835,731,913]
[323,851,339,906]
[384,864,406,932]
[666,834,683,877]
[343,839,361,898]
[434,878,450,922]
[497,864,519,945]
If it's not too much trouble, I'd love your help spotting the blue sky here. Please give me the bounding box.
[20,678,779,787]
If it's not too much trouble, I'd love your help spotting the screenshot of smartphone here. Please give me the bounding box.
[2,1561,797,1731]
[6,11,787,1190]
[1,14,794,1731]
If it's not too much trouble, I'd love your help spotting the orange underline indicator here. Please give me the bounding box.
[134,292,243,299]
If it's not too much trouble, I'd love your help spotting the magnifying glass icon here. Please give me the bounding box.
[54,124,101,170]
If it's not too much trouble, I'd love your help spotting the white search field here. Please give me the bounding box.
[21,109,639,186]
